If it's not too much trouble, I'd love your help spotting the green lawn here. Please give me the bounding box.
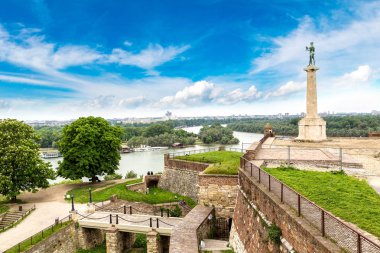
[175,151,241,175]
[265,167,380,239]
[67,179,196,207]
[0,195,10,214]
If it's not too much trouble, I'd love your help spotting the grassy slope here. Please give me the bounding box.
[265,167,380,239]
[175,151,241,175]
[67,179,196,207]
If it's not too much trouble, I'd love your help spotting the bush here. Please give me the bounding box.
[169,205,182,217]
[125,170,138,179]
[104,173,122,181]
[268,224,282,245]
[133,233,147,249]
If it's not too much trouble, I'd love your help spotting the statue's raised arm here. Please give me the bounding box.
[306,42,315,66]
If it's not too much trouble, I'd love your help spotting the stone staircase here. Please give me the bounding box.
[0,206,34,231]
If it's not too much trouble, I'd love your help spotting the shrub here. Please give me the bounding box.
[104,173,122,181]
[125,170,138,179]
[169,205,182,217]
[268,224,282,245]
[133,233,147,249]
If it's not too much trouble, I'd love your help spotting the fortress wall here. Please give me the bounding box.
[230,169,341,253]
[198,174,239,218]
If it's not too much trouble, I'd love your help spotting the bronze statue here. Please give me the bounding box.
[306,42,315,66]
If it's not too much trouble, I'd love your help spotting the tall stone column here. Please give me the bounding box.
[297,65,327,142]
[305,66,318,118]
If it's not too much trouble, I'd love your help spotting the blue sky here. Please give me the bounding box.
[0,0,379,120]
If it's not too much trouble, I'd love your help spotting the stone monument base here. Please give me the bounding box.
[297,117,327,142]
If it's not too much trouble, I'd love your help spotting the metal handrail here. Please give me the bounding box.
[240,156,380,252]
[5,214,72,253]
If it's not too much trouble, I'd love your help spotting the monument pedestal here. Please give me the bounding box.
[297,64,327,142]
[297,117,326,142]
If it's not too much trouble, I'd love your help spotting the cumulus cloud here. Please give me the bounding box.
[108,44,190,70]
[265,81,305,98]
[216,86,261,104]
[159,80,220,107]
[334,65,372,86]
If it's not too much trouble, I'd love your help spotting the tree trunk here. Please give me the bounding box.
[11,196,17,202]
[91,175,97,183]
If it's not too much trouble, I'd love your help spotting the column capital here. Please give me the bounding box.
[304,65,319,71]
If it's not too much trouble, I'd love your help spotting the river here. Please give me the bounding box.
[46,127,262,183]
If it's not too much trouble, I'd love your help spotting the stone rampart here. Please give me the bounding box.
[164,154,209,172]
[198,174,239,218]
[231,169,341,253]
[158,167,199,200]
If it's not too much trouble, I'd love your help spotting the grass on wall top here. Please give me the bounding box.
[265,167,380,239]
[175,151,241,175]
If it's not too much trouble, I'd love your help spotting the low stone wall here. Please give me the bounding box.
[164,154,209,172]
[158,167,199,200]
[169,205,214,253]
[127,182,146,192]
[24,222,78,253]
[232,169,341,253]
[244,135,269,160]
[198,174,239,218]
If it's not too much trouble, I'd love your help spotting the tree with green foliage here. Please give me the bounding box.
[57,117,122,183]
[199,123,239,144]
[0,119,55,201]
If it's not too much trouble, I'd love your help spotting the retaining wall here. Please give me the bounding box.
[231,169,341,253]
[24,223,78,253]
[198,174,239,218]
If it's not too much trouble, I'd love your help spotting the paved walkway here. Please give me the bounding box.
[0,181,120,252]
[0,202,86,252]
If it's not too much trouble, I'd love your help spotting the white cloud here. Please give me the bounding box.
[108,43,190,70]
[251,4,380,76]
[159,80,220,107]
[51,46,102,69]
[123,40,133,47]
[0,27,101,73]
[0,24,189,76]
[84,95,148,109]
[118,96,147,107]
[0,99,10,109]
[334,65,372,86]
[0,73,55,86]
[216,85,261,104]
[265,81,305,98]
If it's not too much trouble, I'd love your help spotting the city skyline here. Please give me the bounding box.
[0,0,380,120]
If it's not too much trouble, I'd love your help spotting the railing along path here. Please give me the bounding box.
[240,157,380,253]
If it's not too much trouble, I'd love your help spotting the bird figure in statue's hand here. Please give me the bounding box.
[306,42,315,66]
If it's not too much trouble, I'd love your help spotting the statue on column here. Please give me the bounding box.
[306,42,315,66]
